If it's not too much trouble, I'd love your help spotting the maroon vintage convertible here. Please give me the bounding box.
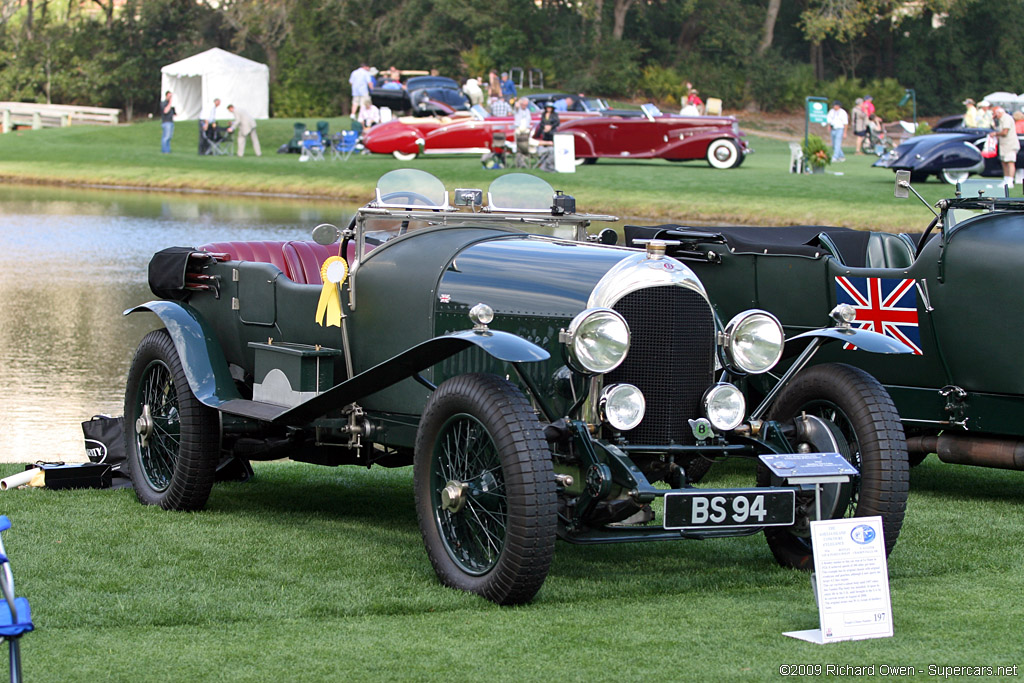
[363,105,594,161]
[559,104,750,168]
[365,103,749,167]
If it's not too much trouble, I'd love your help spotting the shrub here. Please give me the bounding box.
[271,80,334,118]
[637,65,687,106]
[802,133,831,169]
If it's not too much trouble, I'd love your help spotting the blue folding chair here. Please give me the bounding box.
[330,130,361,161]
[0,517,32,683]
[298,131,325,162]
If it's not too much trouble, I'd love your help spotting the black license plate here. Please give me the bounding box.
[663,489,795,530]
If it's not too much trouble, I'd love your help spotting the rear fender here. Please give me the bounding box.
[124,301,242,408]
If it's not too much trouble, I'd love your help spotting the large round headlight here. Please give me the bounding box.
[703,383,745,431]
[600,383,646,431]
[723,310,784,374]
[563,308,630,374]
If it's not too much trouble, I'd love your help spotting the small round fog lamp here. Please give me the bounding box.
[600,384,646,431]
[703,383,745,431]
[469,303,494,327]
[831,303,857,326]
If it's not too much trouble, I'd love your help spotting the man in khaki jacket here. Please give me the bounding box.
[226,104,261,157]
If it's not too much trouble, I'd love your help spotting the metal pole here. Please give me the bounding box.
[336,282,354,380]
[10,638,22,683]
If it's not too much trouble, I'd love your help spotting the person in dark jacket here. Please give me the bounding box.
[537,103,560,142]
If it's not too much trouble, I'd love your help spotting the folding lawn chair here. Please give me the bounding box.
[0,516,33,683]
[514,131,539,169]
[278,122,306,154]
[788,142,804,174]
[298,131,325,162]
[330,130,361,161]
[203,126,233,156]
[316,120,329,140]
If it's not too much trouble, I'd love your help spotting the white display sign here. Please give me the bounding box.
[553,133,576,173]
[785,516,893,644]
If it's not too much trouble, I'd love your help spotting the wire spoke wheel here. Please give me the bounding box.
[415,373,556,605]
[124,329,221,511]
[135,359,180,492]
[432,414,508,575]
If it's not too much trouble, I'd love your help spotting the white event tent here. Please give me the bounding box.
[160,48,269,121]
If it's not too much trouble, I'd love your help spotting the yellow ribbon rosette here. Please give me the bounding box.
[314,256,349,327]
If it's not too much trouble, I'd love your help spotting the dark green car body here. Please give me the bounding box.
[626,181,1024,472]
[123,171,911,603]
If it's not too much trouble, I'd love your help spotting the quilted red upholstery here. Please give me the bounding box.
[199,240,358,285]
[199,241,291,275]
[282,241,340,285]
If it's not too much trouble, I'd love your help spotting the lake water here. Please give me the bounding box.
[0,184,359,464]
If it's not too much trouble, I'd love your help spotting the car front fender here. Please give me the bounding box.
[124,301,241,408]
[238,329,550,425]
[787,327,912,355]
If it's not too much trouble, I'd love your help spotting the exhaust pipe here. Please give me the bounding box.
[906,434,1024,470]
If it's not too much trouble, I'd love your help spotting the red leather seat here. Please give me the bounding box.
[282,241,341,285]
[199,240,358,285]
[199,241,290,275]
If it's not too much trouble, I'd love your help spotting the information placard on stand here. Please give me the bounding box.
[553,133,576,173]
[785,515,893,644]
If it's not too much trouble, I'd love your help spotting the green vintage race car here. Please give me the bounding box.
[625,174,1024,475]
[124,170,910,604]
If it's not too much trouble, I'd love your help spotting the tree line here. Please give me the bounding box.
[0,0,1018,120]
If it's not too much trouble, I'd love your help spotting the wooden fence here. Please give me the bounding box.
[1,102,121,133]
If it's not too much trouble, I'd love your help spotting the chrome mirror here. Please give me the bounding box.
[312,223,341,245]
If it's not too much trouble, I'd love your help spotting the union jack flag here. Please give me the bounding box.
[834,276,923,355]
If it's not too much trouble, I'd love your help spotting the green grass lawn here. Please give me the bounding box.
[0,118,956,230]
[1,459,1021,682]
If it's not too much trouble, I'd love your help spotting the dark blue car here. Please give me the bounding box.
[874,114,1024,184]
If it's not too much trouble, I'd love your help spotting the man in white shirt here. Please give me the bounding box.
[513,97,532,132]
[199,98,221,154]
[989,105,1020,187]
[825,100,849,162]
[349,64,374,118]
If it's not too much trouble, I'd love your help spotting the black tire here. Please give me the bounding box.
[414,373,557,605]
[582,157,598,165]
[909,171,929,183]
[761,363,909,569]
[707,139,741,169]
[124,329,221,511]
[859,136,873,155]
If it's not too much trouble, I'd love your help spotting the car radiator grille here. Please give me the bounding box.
[605,285,716,445]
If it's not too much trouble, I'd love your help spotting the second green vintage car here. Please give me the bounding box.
[624,174,1024,477]
[123,170,910,604]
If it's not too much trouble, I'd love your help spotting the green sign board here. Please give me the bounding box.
[804,96,829,145]
[807,98,828,124]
